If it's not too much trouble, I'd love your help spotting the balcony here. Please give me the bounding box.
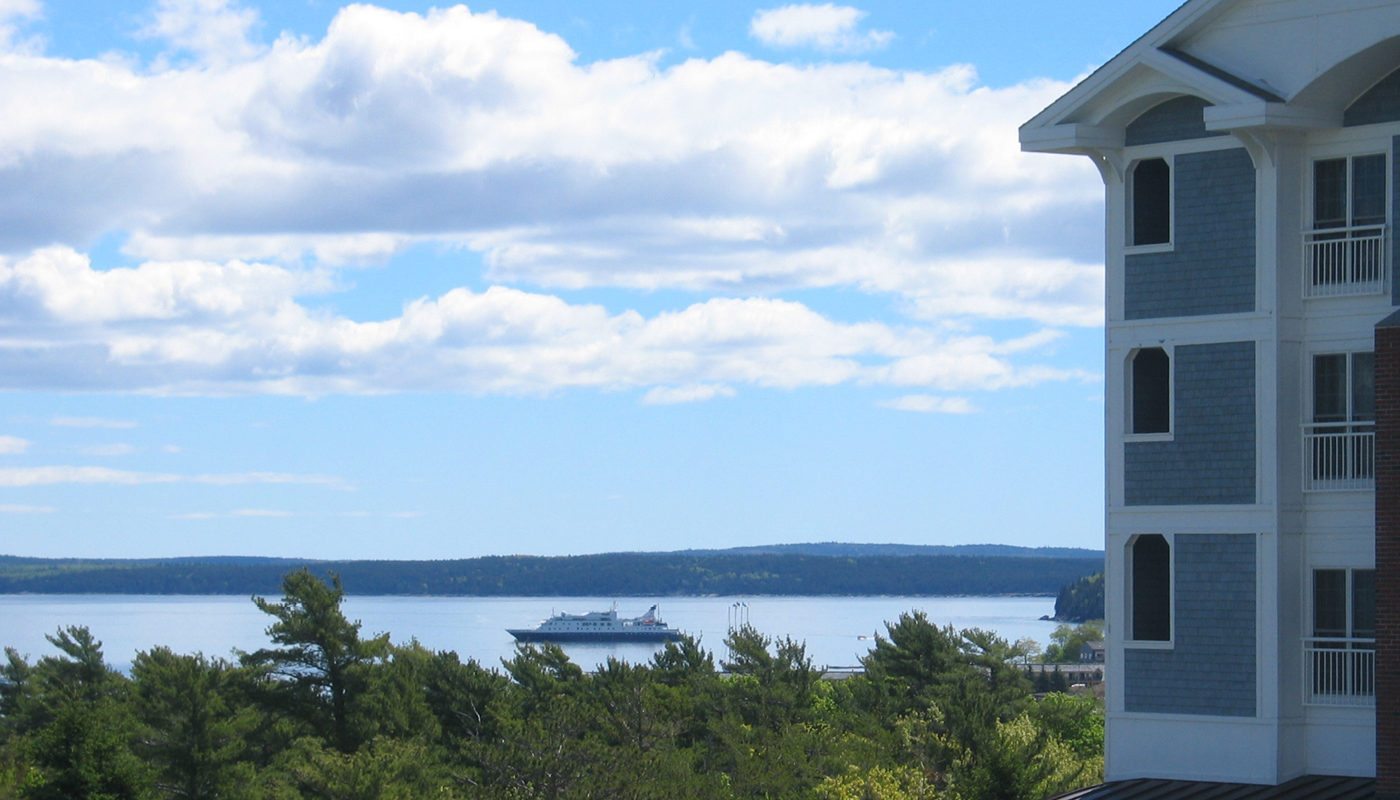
[1304,638,1375,706]
[1303,225,1387,298]
[1302,422,1374,491]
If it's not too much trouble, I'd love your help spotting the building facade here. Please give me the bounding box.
[1021,0,1400,785]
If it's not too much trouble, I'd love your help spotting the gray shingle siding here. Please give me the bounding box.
[1125,148,1256,319]
[1125,341,1255,506]
[1124,533,1257,717]
[1124,96,1224,146]
[1344,68,1400,127]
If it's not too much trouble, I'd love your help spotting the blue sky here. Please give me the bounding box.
[0,0,1183,559]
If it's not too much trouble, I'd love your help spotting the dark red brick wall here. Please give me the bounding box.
[1376,319,1400,797]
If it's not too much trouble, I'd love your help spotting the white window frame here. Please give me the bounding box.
[1307,350,1374,423]
[1125,533,1174,649]
[1307,151,1389,232]
[1126,155,1174,254]
[1125,345,1173,442]
[1309,566,1375,640]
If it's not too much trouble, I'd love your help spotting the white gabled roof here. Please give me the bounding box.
[1021,0,1400,153]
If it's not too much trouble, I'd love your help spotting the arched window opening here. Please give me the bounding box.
[1131,347,1170,434]
[1129,534,1171,642]
[1130,158,1171,246]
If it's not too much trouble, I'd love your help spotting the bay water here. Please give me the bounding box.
[0,594,1060,672]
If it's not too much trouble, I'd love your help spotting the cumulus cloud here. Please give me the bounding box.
[141,0,261,66]
[0,4,1105,401]
[0,435,28,454]
[0,5,1100,311]
[879,395,976,414]
[0,0,40,51]
[750,4,892,53]
[0,466,346,488]
[0,247,1090,399]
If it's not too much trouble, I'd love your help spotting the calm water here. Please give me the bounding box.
[0,594,1059,672]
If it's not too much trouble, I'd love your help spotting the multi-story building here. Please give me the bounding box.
[1021,0,1400,790]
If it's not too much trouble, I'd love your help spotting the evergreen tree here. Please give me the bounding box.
[241,570,389,753]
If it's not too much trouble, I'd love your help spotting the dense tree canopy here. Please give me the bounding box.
[0,553,1101,598]
[0,571,1104,799]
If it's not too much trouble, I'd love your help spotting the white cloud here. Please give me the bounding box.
[750,4,893,53]
[0,5,1100,319]
[141,0,261,66]
[0,466,346,488]
[0,247,1089,398]
[0,0,39,19]
[0,0,40,51]
[642,384,736,405]
[0,502,53,514]
[0,5,1107,402]
[880,394,976,414]
[50,416,138,429]
[0,435,28,454]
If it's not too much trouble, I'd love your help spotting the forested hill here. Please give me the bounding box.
[0,551,1101,596]
[680,543,1102,559]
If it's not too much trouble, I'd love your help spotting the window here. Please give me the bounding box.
[1128,534,1171,643]
[1307,568,1375,705]
[1314,155,1386,231]
[1306,154,1387,296]
[1130,158,1171,246]
[1129,347,1170,435]
[1313,568,1375,640]
[1305,352,1375,490]
[1312,352,1374,426]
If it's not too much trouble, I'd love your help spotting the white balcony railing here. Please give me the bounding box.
[1304,638,1375,706]
[1302,422,1375,491]
[1303,225,1387,298]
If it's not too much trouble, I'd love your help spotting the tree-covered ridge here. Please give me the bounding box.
[0,569,1103,799]
[1052,572,1104,623]
[679,543,1102,559]
[0,553,1101,597]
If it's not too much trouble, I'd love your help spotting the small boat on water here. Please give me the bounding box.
[507,604,682,643]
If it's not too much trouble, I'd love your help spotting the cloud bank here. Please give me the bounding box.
[0,3,1105,402]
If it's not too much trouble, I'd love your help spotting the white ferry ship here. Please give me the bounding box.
[507,604,682,643]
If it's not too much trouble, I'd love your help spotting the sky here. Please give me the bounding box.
[0,0,1186,560]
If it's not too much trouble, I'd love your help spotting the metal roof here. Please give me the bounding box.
[1051,775,1374,800]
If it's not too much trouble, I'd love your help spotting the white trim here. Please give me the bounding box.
[1123,134,1249,159]
[1205,101,1339,133]
[1125,242,1174,255]
[1124,432,1173,443]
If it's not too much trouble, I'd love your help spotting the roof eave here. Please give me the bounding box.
[1020,124,1123,154]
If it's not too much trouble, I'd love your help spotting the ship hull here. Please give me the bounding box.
[507,629,682,643]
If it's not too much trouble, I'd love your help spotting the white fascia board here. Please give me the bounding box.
[1021,0,1231,131]
[1204,101,1341,132]
[1019,123,1123,153]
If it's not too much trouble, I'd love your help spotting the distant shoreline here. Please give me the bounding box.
[0,547,1101,598]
